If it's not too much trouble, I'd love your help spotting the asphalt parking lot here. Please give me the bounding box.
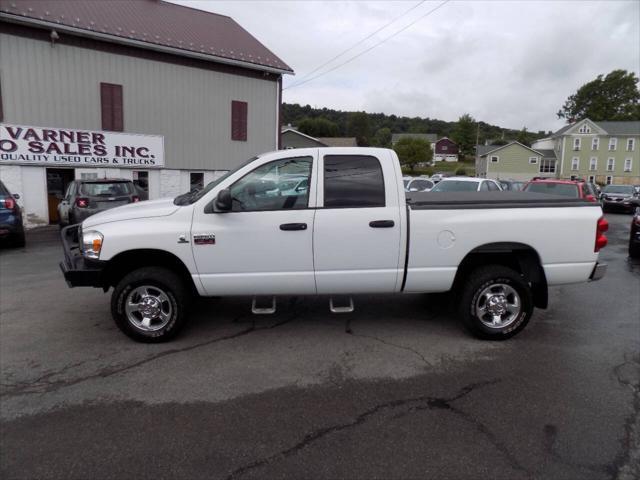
[1,213,639,480]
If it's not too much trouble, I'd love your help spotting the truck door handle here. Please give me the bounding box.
[280,223,308,231]
[369,220,395,228]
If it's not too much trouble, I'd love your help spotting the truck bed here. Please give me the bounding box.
[406,191,596,209]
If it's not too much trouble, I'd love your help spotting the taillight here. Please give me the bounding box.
[3,197,15,210]
[132,195,140,203]
[585,194,596,202]
[76,198,89,208]
[595,216,608,252]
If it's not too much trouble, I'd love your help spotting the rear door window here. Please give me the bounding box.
[323,155,385,208]
[524,183,579,197]
[80,182,133,196]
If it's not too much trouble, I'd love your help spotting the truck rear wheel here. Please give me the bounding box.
[111,267,189,342]
[458,265,533,340]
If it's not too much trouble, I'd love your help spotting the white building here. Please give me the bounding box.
[0,0,292,227]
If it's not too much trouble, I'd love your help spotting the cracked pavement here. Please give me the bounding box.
[1,214,639,479]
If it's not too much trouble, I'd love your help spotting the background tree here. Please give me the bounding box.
[373,127,392,148]
[557,69,640,122]
[347,112,372,146]
[297,117,339,137]
[452,114,476,158]
[516,127,531,146]
[393,137,432,172]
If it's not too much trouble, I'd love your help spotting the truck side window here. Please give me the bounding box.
[480,181,490,191]
[229,156,312,212]
[323,155,385,208]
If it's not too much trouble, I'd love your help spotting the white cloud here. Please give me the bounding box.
[174,0,640,131]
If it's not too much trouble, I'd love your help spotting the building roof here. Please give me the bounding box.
[392,133,437,144]
[476,144,500,156]
[476,141,551,158]
[0,0,293,74]
[535,149,557,159]
[317,137,358,147]
[552,120,640,137]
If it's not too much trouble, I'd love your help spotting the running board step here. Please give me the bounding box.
[252,296,276,314]
[329,296,354,313]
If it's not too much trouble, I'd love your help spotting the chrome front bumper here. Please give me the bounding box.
[589,262,607,281]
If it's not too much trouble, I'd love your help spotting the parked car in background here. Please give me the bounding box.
[403,177,434,192]
[430,177,503,192]
[600,184,639,214]
[629,205,640,258]
[498,180,525,191]
[0,180,25,247]
[58,179,140,227]
[430,172,452,184]
[524,179,598,202]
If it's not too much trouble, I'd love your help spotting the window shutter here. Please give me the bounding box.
[101,83,123,131]
[231,100,247,141]
[112,84,123,132]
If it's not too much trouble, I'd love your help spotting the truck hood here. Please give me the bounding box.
[82,198,180,228]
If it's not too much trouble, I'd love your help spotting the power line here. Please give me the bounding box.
[284,0,451,91]
[291,0,427,86]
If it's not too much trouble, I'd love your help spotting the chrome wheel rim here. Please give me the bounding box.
[125,285,173,332]
[475,283,521,329]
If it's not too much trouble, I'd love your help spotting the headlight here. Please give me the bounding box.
[82,230,103,259]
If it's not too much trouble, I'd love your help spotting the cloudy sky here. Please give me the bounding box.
[175,0,639,132]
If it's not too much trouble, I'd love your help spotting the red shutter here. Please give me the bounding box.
[112,84,124,132]
[101,83,123,131]
[231,100,247,141]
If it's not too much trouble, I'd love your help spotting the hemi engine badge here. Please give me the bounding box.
[193,234,216,245]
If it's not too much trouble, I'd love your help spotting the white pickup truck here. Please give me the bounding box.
[60,147,608,342]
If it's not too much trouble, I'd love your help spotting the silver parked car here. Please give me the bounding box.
[58,179,140,226]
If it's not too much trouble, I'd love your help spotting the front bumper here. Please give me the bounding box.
[589,262,607,281]
[59,224,106,288]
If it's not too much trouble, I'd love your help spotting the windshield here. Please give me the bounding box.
[602,185,634,194]
[80,181,133,196]
[174,156,259,205]
[524,182,579,197]
[431,180,480,192]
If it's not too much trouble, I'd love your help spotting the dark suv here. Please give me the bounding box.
[58,179,140,226]
[0,180,25,247]
[601,185,639,213]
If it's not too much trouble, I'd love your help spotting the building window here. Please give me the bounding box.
[578,124,591,134]
[529,157,539,164]
[80,172,98,180]
[608,138,617,151]
[490,156,499,163]
[442,145,448,151]
[627,139,635,151]
[588,175,595,183]
[571,157,579,170]
[606,158,615,171]
[573,138,581,151]
[539,159,556,173]
[231,100,248,141]
[606,176,613,185]
[100,83,124,131]
[190,172,204,192]
[589,157,597,171]
[591,138,599,150]
[624,158,633,172]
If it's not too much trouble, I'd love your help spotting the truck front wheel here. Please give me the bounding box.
[111,267,189,342]
[458,265,533,340]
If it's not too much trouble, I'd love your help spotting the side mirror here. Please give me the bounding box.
[12,193,20,200]
[213,188,232,213]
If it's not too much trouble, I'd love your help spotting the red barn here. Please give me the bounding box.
[433,137,459,162]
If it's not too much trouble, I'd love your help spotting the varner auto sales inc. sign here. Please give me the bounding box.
[0,123,164,168]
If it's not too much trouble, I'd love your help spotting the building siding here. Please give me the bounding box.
[0,31,279,171]
[481,143,549,180]
[562,133,640,183]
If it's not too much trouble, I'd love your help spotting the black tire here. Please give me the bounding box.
[458,265,533,340]
[111,267,190,342]
[11,229,26,248]
[630,240,640,258]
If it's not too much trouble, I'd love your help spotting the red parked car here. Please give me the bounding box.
[523,179,599,202]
